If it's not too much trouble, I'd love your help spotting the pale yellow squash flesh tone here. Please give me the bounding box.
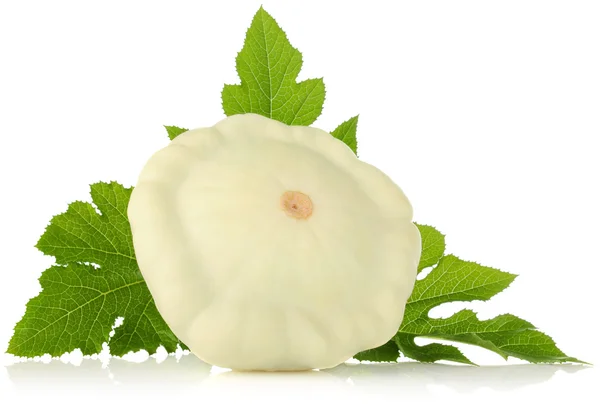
[128,114,421,371]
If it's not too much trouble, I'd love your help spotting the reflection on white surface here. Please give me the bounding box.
[325,362,586,393]
[5,354,588,394]
[6,354,212,390]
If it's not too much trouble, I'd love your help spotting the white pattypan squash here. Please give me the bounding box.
[128,113,421,371]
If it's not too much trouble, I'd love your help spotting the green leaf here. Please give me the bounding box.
[393,225,582,364]
[221,7,325,125]
[404,255,517,320]
[394,333,474,365]
[331,115,359,154]
[354,340,399,362]
[164,125,188,140]
[415,223,445,273]
[7,182,185,357]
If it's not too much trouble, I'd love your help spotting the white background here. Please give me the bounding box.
[0,0,598,408]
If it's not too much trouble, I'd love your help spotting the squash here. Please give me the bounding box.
[128,113,421,371]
